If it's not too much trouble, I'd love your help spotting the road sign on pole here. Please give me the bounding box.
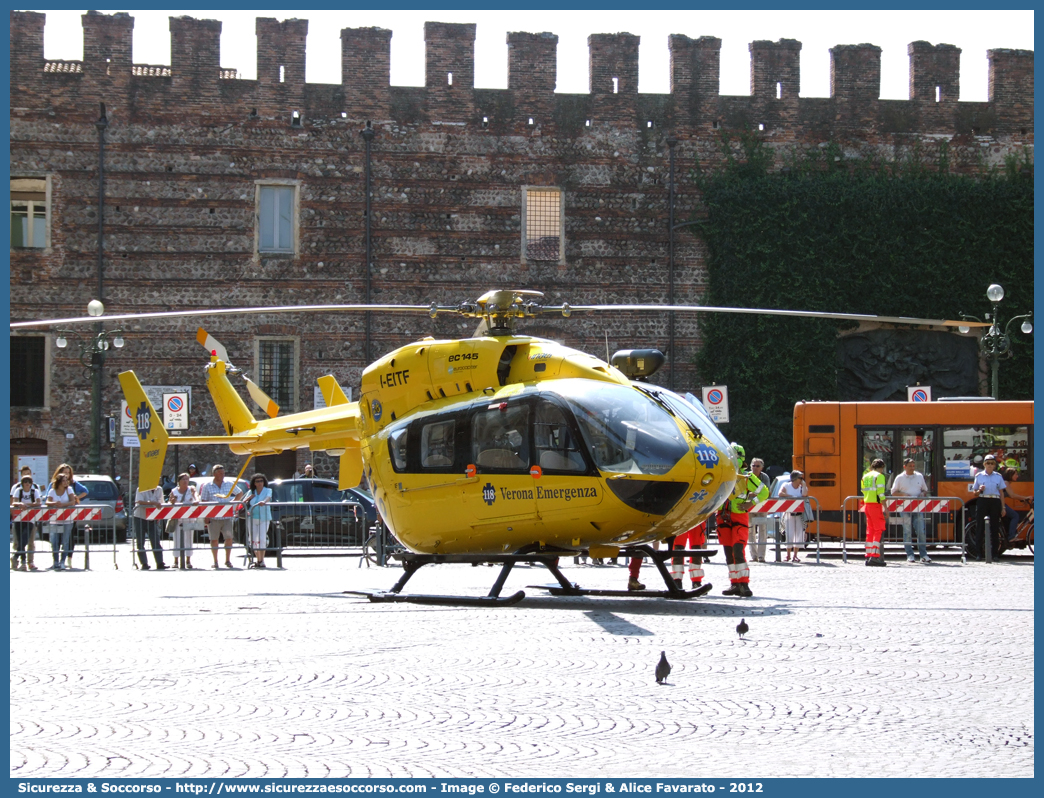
[120,400,136,436]
[702,385,730,423]
[162,392,189,430]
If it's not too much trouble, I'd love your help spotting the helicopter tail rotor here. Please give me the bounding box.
[196,327,229,363]
[243,376,280,419]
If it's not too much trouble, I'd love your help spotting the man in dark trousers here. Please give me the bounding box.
[970,454,1007,560]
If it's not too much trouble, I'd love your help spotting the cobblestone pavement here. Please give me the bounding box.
[9,548,1034,779]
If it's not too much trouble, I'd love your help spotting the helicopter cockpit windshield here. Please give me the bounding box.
[552,380,689,476]
[638,383,735,471]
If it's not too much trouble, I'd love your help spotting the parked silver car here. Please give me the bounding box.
[73,474,128,542]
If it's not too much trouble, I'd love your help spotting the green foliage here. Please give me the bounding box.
[695,139,1034,468]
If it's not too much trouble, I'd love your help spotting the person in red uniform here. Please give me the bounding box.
[717,450,761,597]
[671,520,709,590]
[861,458,888,566]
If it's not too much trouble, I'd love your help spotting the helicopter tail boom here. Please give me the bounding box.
[205,357,258,436]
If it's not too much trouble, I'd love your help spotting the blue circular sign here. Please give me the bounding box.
[912,389,928,402]
[167,396,184,412]
[707,389,723,405]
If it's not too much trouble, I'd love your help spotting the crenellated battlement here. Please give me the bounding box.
[10,11,1033,137]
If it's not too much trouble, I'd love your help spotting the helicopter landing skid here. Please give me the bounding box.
[344,550,566,607]
[344,545,716,606]
[533,545,717,600]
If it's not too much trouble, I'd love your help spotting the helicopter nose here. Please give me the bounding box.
[688,440,734,512]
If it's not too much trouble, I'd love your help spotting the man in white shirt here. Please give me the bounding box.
[890,458,931,563]
[199,464,244,569]
[133,484,167,570]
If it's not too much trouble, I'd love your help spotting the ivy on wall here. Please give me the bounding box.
[694,135,1034,468]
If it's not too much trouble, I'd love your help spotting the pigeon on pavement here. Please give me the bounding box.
[655,651,671,684]
[736,618,749,639]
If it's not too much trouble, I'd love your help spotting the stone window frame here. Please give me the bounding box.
[10,174,52,251]
[254,179,301,258]
[10,333,52,410]
[253,335,300,413]
[521,186,565,265]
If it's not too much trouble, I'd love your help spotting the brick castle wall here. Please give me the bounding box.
[9,11,1034,476]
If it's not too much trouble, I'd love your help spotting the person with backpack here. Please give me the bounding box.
[10,475,40,571]
[10,466,41,570]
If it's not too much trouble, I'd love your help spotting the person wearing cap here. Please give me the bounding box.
[187,464,200,479]
[970,455,1007,560]
[199,465,244,569]
[890,458,932,563]
[747,458,772,563]
[777,470,809,562]
[861,458,888,566]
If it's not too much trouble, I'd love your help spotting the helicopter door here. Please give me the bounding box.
[467,401,536,521]
[532,397,602,526]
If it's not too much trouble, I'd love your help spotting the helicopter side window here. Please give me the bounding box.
[534,399,586,473]
[472,404,530,472]
[389,426,409,472]
[421,419,456,469]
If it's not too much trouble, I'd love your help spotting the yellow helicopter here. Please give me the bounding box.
[13,289,982,605]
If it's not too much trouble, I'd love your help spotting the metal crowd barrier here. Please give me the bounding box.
[749,496,822,564]
[143,502,238,569]
[141,500,366,569]
[841,495,967,565]
[10,504,120,571]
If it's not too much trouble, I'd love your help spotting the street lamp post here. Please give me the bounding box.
[55,301,125,473]
[959,283,1032,399]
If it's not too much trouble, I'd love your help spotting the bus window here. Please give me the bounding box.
[942,425,1031,481]
[860,429,894,479]
[941,426,977,480]
[899,429,934,491]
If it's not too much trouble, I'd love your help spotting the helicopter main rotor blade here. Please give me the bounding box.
[9,303,431,329]
[564,304,991,329]
[11,298,992,331]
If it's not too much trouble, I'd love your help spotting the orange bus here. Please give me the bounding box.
[792,400,1034,543]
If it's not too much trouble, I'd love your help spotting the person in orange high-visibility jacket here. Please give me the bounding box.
[716,468,764,597]
[861,458,888,566]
